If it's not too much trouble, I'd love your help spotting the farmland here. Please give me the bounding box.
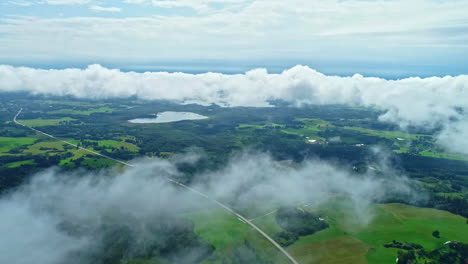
[0,94,467,264]
[251,199,468,264]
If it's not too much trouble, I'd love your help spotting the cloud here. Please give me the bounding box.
[0,152,416,263]
[88,5,122,12]
[44,0,91,5]
[1,0,468,63]
[1,63,467,155]
[436,118,468,155]
[125,0,249,13]
[7,0,34,6]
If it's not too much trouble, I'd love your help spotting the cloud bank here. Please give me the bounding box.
[2,0,468,65]
[1,64,467,154]
[0,152,416,264]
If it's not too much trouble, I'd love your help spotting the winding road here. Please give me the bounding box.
[13,108,299,264]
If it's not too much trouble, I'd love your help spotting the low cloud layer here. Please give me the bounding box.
[1,64,467,154]
[0,152,417,264]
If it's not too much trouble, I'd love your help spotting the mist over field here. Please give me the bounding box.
[1,64,467,155]
[0,151,418,264]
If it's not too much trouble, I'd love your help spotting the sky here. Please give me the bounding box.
[1,0,468,76]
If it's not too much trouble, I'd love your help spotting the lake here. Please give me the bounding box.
[128,111,208,124]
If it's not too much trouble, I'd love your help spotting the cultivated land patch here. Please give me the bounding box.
[185,208,289,264]
[49,107,114,115]
[0,136,38,152]
[95,139,139,152]
[250,199,468,264]
[186,208,252,250]
[419,150,468,161]
[22,140,70,155]
[3,159,35,168]
[281,118,330,140]
[18,117,76,127]
[82,157,117,168]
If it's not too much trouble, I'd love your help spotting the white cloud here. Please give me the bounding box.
[88,5,121,12]
[436,119,468,155]
[1,64,467,154]
[0,152,415,263]
[125,0,250,13]
[0,0,467,62]
[44,0,91,5]
[7,0,34,6]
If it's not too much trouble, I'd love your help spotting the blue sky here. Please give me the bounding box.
[1,0,468,77]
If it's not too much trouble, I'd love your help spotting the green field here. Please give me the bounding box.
[420,151,468,161]
[250,200,468,264]
[0,136,38,152]
[185,208,252,250]
[82,157,117,168]
[343,126,422,141]
[18,117,76,127]
[185,208,289,264]
[281,118,330,140]
[95,139,139,152]
[22,140,70,155]
[238,123,285,129]
[3,159,36,168]
[50,107,114,115]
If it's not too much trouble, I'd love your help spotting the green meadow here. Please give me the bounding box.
[95,139,140,152]
[419,151,468,161]
[19,117,76,127]
[3,159,36,168]
[0,137,38,152]
[49,107,114,115]
[249,199,467,264]
[281,118,330,140]
[185,208,289,264]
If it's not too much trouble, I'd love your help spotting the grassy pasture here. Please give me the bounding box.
[49,107,114,115]
[281,118,330,140]
[4,159,36,168]
[343,126,422,141]
[19,117,75,127]
[185,208,289,264]
[248,199,467,264]
[0,136,38,152]
[96,140,139,152]
[22,141,69,155]
[238,123,285,129]
[419,151,468,161]
[186,208,252,250]
[82,157,117,168]
[289,236,369,264]
[274,200,468,264]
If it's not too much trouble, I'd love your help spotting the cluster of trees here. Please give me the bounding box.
[274,206,329,247]
[396,241,468,264]
[0,153,68,193]
[384,240,423,250]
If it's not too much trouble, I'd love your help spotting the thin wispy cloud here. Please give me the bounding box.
[0,0,467,68]
[89,5,121,12]
[0,152,416,264]
[7,0,34,6]
[45,0,91,5]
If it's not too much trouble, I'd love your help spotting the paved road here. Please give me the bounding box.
[13,108,300,264]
